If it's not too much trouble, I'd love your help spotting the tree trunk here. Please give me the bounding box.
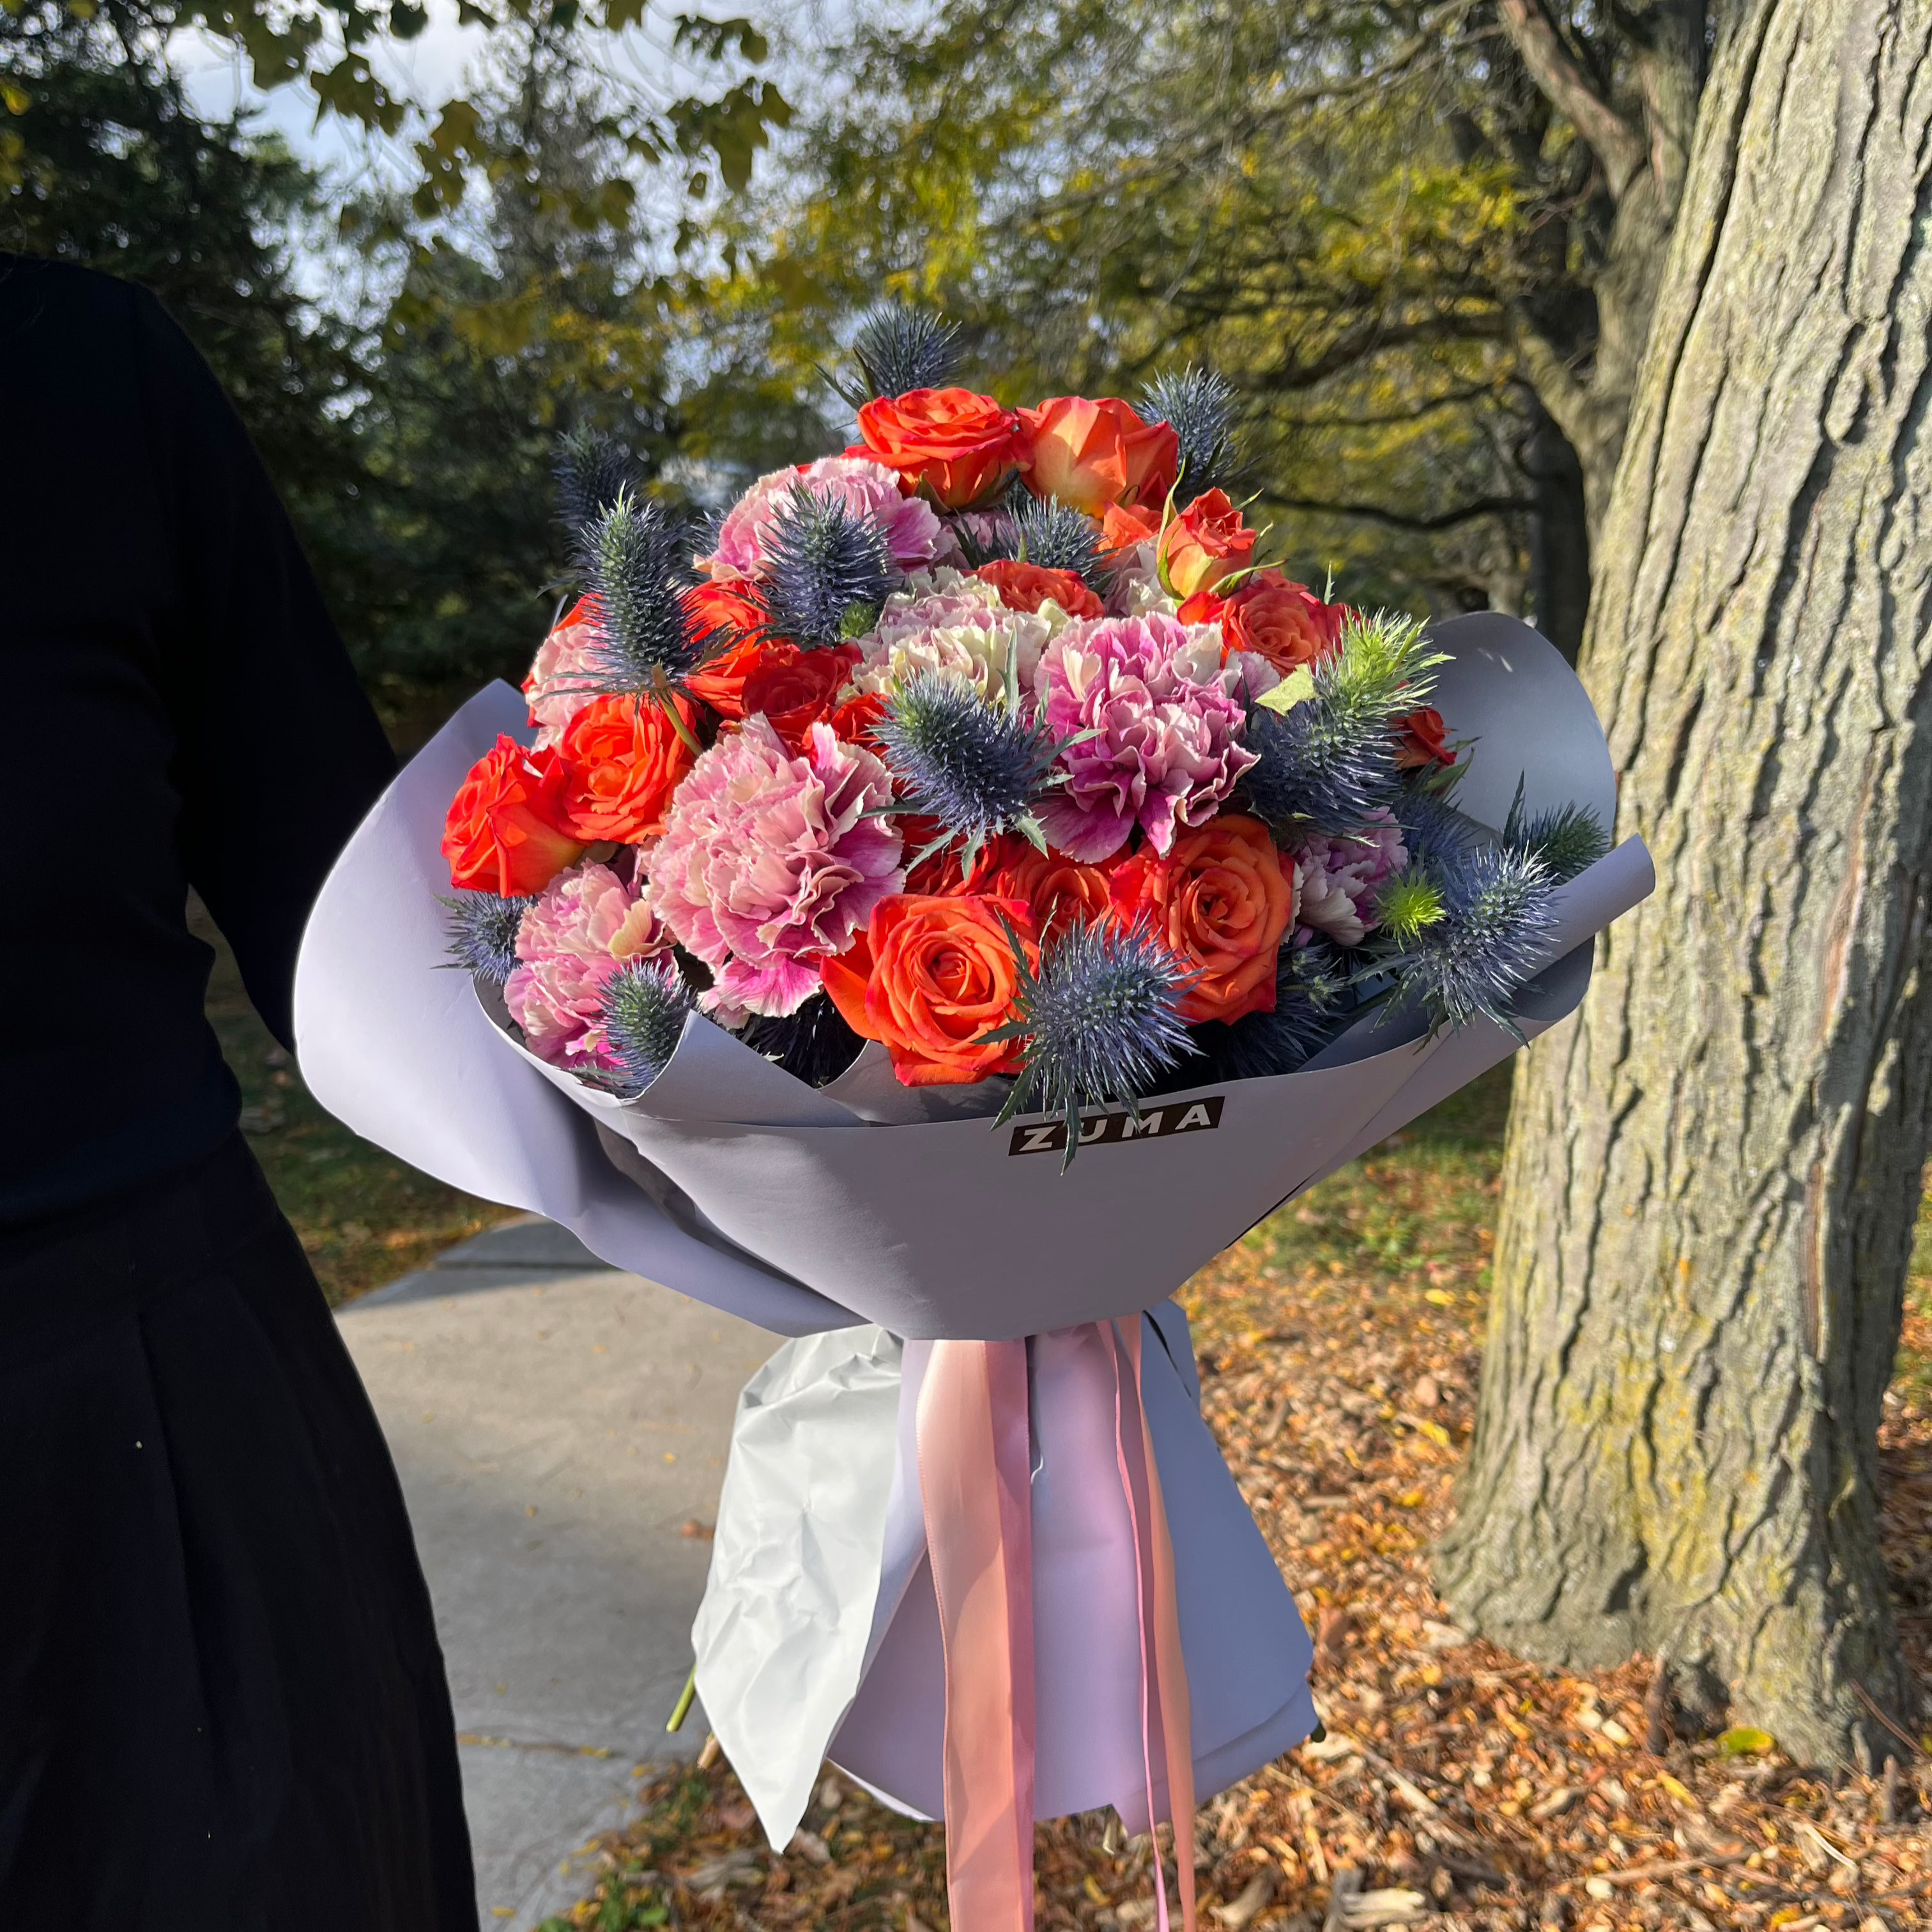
[1436,0,1932,1765]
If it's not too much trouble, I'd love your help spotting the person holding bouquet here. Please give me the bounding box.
[0,256,473,1929]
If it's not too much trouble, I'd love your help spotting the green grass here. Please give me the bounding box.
[196,896,516,1303]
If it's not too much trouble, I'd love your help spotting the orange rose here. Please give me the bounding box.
[986,839,1120,944]
[685,579,766,643]
[1156,489,1256,600]
[1110,815,1294,1024]
[821,893,1039,1087]
[739,644,863,752]
[682,634,767,717]
[1182,569,1348,673]
[1016,395,1178,516]
[1101,500,1162,556]
[1393,706,1457,770]
[556,693,698,843]
[849,388,1028,508]
[974,559,1105,620]
[443,735,585,897]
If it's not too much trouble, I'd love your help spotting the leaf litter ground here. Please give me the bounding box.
[539,1064,1932,1932]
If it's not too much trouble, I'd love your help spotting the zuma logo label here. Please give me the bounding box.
[1007,1095,1225,1157]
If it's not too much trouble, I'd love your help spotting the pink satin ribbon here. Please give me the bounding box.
[917,1320,1197,1932]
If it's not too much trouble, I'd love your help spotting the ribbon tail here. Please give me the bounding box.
[918,1338,1037,1932]
[1110,1317,1198,1932]
[1124,1317,1197,1932]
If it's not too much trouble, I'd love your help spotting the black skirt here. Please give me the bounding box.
[0,1134,475,1931]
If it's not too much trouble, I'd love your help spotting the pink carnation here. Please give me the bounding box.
[505,861,668,1066]
[704,456,946,581]
[1034,613,1257,863]
[1294,813,1408,947]
[647,716,903,1019]
[524,599,603,747]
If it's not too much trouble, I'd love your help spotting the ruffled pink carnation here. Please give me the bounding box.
[704,457,946,581]
[1294,813,1408,947]
[524,598,603,747]
[647,716,903,1019]
[505,861,668,1066]
[1034,613,1257,863]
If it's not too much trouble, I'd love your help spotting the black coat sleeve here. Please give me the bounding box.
[132,289,397,1048]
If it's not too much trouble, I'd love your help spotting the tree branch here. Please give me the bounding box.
[1497,0,1647,198]
[1508,315,1595,450]
[1270,494,1535,533]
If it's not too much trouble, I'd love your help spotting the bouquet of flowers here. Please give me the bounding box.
[295,307,1653,1932]
[438,312,1607,1133]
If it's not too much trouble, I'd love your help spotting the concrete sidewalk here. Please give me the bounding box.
[340,1218,779,1928]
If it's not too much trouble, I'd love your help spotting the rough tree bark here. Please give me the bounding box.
[1436,0,1932,1763]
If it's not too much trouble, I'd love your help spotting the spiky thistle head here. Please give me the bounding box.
[986,916,1198,1167]
[1395,783,1482,867]
[1376,843,1557,1034]
[761,484,896,646]
[877,671,1062,870]
[845,301,963,402]
[1241,611,1443,836]
[984,494,1107,586]
[739,990,867,1087]
[440,891,533,984]
[555,425,639,533]
[1137,365,1245,499]
[1188,940,1350,1082]
[1501,778,1610,883]
[597,956,698,1097]
[573,488,712,686]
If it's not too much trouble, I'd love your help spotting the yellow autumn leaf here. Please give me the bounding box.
[1255,666,1317,715]
[1718,1726,1775,1756]
[1424,1289,1457,1306]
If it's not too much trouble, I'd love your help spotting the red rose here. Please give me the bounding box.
[1110,815,1295,1024]
[1393,707,1456,770]
[821,893,1039,1087]
[443,735,585,897]
[739,644,864,752]
[1156,489,1257,599]
[1016,395,1178,516]
[849,387,1029,508]
[556,693,699,843]
[974,559,1105,620]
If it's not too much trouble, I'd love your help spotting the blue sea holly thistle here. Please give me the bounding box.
[983,917,1199,1170]
[836,301,963,406]
[760,486,896,646]
[1501,777,1612,882]
[1137,365,1245,500]
[553,425,638,533]
[1242,611,1443,836]
[983,494,1108,588]
[597,957,698,1098]
[562,486,717,755]
[1371,843,1559,1036]
[440,891,533,983]
[875,670,1066,877]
